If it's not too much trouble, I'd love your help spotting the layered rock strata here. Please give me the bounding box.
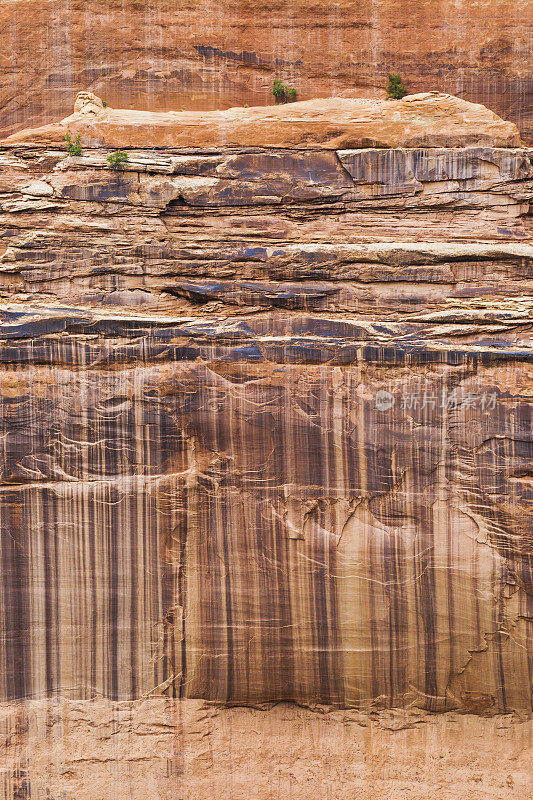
[0,97,531,797]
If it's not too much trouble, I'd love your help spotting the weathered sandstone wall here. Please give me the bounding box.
[0,0,532,143]
[0,95,531,797]
[1,700,532,800]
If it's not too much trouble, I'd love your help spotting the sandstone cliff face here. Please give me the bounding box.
[1,0,532,145]
[0,97,531,797]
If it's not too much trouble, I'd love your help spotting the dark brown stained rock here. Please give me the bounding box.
[0,307,531,714]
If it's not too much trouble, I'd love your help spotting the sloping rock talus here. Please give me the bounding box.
[0,0,532,145]
[0,96,531,798]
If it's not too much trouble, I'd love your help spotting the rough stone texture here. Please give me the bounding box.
[0,102,532,796]
[0,700,531,800]
[0,0,532,145]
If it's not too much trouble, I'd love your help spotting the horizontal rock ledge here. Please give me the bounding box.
[0,93,521,150]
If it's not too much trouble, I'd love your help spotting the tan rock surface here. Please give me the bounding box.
[73,90,105,115]
[0,0,531,144]
[2,93,521,149]
[0,699,531,800]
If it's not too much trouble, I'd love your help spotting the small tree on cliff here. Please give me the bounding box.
[107,150,129,169]
[273,79,298,104]
[386,74,408,100]
[65,132,82,156]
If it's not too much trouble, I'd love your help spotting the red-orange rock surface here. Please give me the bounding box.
[0,0,532,143]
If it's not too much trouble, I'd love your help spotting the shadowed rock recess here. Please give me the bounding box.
[0,94,532,798]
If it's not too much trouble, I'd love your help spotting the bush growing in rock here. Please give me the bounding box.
[107,150,129,169]
[273,79,286,102]
[387,74,408,100]
[273,79,297,104]
[65,132,82,156]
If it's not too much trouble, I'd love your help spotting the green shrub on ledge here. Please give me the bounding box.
[273,78,286,103]
[273,79,297,104]
[387,73,408,100]
[65,132,82,156]
[107,150,129,169]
